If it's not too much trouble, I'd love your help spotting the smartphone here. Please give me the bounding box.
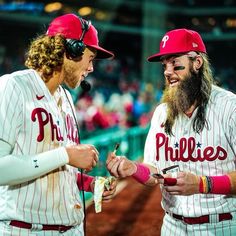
[162,165,179,174]
[151,173,164,179]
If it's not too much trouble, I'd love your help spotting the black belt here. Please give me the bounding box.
[166,212,233,224]
[10,220,73,233]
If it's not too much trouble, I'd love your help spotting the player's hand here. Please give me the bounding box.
[66,144,99,171]
[102,178,117,202]
[106,152,137,178]
[162,172,200,196]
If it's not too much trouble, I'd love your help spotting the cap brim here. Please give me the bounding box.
[88,45,114,59]
[147,51,184,62]
[147,53,163,62]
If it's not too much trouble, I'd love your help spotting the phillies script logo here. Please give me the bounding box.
[31,108,78,143]
[156,133,227,162]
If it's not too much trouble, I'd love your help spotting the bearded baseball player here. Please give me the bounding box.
[0,14,116,235]
[107,28,236,235]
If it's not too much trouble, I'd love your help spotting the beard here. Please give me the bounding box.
[161,68,201,117]
[62,59,81,89]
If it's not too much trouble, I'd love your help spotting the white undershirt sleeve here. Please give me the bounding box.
[0,140,69,186]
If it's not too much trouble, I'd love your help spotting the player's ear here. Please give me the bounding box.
[193,55,203,71]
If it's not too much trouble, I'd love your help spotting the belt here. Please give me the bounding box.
[166,212,233,225]
[10,220,73,233]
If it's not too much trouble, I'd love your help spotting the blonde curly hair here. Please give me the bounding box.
[25,34,65,82]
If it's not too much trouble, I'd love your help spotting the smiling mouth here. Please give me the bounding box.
[169,79,179,86]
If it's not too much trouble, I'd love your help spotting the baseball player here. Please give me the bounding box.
[107,28,236,235]
[0,14,116,236]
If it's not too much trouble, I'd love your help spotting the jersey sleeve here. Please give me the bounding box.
[0,74,23,145]
[143,104,167,168]
[227,106,236,156]
[0,75,69,186]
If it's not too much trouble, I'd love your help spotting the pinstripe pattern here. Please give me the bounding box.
[161,213,236,236]
[144,85,236,233]
[0,69,84,233]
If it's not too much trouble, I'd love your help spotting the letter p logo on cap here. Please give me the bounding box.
[162,35,169,48]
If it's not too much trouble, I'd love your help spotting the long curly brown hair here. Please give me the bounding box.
[25,35,65,82]
[163,53,214,136]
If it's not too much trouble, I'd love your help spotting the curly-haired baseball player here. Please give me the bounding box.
[107,28,236,235]
[0,14,116,235]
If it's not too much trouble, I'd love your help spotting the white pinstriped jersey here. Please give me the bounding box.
[0,69,84,226]
[144,85,236,217]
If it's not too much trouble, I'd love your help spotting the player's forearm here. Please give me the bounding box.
[132,163,159,186]
[0,145,68,186]
[198,172,236,195]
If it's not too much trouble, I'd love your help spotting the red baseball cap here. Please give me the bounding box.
[46,14,114,59]
[147,28,206,62]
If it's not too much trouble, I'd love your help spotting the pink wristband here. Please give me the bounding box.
[210,175,231,194]
[199,175,231,194]
[132,163,150,184]
[77,173,94,192]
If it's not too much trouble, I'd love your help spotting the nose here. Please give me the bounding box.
[164,63,174,77]
[88,62,94,73]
